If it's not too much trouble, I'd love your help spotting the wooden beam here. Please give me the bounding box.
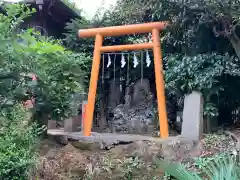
[83,34,103,136]
[152,28,169,138]
[78,22,167,37]
[100,43,153,52]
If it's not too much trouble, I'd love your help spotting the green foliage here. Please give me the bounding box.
[0,3,91,179]
[64,17,95,89]
[17,32,90,120]
[157,153,240,180]
[0,4,89,121]
[109,0,240,55]
[0,4,36,107]
[61,0,82,15]
[64,18,94,53]
[0,104,43,180]
[165,53,240,117]
[0,3,35,35]
[121,157,143,179]
[146,0,240,53]
[63,0,240,124]
[0,4,43,179]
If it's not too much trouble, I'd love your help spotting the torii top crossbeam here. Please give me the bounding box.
[78,22,167,37]
[78,22,169,138]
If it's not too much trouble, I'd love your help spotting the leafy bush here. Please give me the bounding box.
[0,4,90,122]
[0,3,89,179]
[0,4,43,179]
[164,53,240,118]
[17,33,90,120]
[0,104,44,180]
[157,153,240,180]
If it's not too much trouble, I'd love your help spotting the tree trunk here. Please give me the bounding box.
[218,105,233,126]
[99,94,107,129]
[99,84,108,129]
[227,31,240,59]
[108,79,121,110]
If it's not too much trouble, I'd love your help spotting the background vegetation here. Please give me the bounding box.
[0,3,90,179]
[2,0,240,179]
[64,0,240,127]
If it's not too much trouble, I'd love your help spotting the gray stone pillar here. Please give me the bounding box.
[48,120,57,129]
[64,116,81,132]
[81,100,88,131]
[64,100,87,133]
[181,91,203,140]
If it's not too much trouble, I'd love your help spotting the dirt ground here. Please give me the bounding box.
[31,129,239,180]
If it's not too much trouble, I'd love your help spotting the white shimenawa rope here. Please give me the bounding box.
[146,51,151,67]
[121,53,126,68]
[133,52,139,68]
[107,54,111,68]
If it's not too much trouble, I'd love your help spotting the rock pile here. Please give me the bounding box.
[108,78,157,134]
[111,103,156,134]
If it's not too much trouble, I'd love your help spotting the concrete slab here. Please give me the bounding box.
[47,129,203,160]
[47,128,180,145]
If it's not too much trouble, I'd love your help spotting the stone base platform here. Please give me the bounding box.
[48,128,177,141]
[47,128,182,148]
[47,129,203,161]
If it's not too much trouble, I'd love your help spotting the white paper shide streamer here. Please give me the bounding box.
[146,51,151,67]
[133,53,139,68]
[121,54,126,68]
[107,54,111,68]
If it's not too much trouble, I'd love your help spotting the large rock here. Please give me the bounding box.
[161,138,203,162]
[132,79,151,106]
[124,141,163,161]
[110,78,156,134]
[111,103,155,134]
[108,79,121,111]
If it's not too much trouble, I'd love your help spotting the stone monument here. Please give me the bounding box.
[181,91,203,140]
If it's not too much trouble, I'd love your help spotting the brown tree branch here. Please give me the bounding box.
[227,31,240,59]
[212,19,240,59]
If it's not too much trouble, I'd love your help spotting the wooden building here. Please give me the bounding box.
[4,0,80,38]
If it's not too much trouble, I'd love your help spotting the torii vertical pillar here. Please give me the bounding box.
[78,22,169,138]
[152,29,169,137]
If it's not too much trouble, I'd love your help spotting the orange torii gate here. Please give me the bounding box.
[78,22,169,138]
